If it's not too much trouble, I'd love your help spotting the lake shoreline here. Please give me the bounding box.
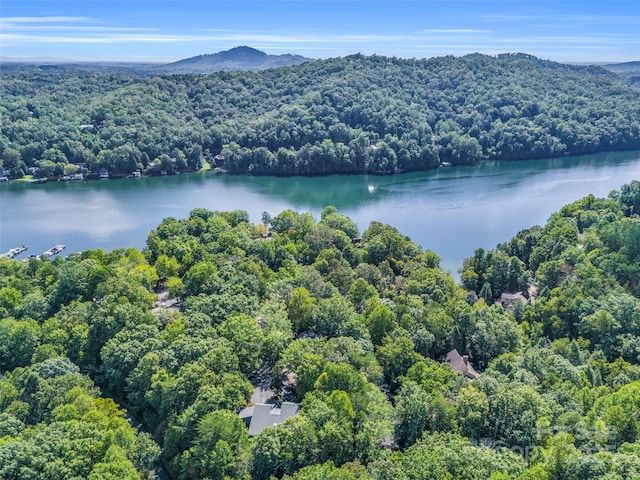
[4,148,640,187]
[3,150,640,280]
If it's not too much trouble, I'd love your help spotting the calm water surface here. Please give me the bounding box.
[2,150,640,276]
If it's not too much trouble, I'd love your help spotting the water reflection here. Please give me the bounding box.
[2,150,640,277]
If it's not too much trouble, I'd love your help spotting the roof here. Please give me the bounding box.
[501,292,527,302]
[500,292,527,311]
[240,402,301,436]
[446,349,480,380]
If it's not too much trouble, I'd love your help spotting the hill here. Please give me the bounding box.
[602,60,640,73]
[155,46,313,73]
[1,52,639,178]
[0,47,311,75]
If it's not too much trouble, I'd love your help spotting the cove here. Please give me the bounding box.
[2,150,640,276]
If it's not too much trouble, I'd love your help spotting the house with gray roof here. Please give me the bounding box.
[239,402,301,436]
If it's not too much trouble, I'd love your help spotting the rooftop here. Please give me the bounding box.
[446,349,480,380]
[239,402,301,436]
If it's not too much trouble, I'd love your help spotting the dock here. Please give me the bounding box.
[0,245,28,259]
[41,244,66,259]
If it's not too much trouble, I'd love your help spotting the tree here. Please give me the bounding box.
[251,427,282,479]
[455,385,490,440]
[376,333,422,389]
[288,287,317,333]
[394,380,431,449]
[467,305,523,369]
[181,410,249,480]
[311,294,357,338]
[218,313,264,374]
[366,304,397,345]
[0,318,41,372]
[156,254,180,284]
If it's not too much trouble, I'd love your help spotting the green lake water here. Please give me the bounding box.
[2,150,640,276]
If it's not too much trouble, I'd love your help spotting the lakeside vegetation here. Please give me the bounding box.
[1,180,640,479]
[1,53,640,180]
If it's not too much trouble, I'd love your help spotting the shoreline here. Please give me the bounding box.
[3,148,640,187]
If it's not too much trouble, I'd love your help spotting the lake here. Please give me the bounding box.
[2,150,640,276]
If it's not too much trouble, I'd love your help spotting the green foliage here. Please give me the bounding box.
[1,195,640,479]
[394,380,431,449]
[0,317,41,372]
[3,54,639,180]
[288,287,317,333]
[0,361,159,479]
[218,313,265,374]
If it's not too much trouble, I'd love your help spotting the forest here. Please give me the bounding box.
[1,180,640,479]
[1,53,640,179]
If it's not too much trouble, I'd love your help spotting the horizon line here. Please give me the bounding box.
[1,48,638,66]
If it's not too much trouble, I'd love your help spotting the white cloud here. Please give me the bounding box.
[496,35,640,46]
[0,16,92,24]
[565,14,640,25]
[4,25,157,32]
[483,13,640,26]
[1,30,492,46]
[422,29,492,34]
[2,10,637,63]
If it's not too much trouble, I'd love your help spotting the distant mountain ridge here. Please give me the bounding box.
[601,61,640,73]
[155,46,313,73]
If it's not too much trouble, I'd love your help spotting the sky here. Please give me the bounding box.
[1,0,639,64]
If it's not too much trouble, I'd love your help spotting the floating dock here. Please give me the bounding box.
[0,245,28,259]
[41,244,66,258]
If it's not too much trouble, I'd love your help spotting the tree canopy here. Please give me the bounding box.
[1,53,639,180]
[2,181,640,478]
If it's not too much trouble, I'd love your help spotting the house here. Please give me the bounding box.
[446,349,480,380]
[99,169,109,179]
[239,402,301,436]
[500,292,527,311]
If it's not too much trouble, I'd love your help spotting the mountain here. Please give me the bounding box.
[155,46,313,73]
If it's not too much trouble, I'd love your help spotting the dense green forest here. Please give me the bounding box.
[2,180,640,479]
[1,53,640,179]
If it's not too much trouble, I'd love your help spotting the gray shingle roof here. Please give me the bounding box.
[241,402,301,436]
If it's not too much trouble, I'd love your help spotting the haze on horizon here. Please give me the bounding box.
[1,0,639,65]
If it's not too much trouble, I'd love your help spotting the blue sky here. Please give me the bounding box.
[1,0,639,63]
